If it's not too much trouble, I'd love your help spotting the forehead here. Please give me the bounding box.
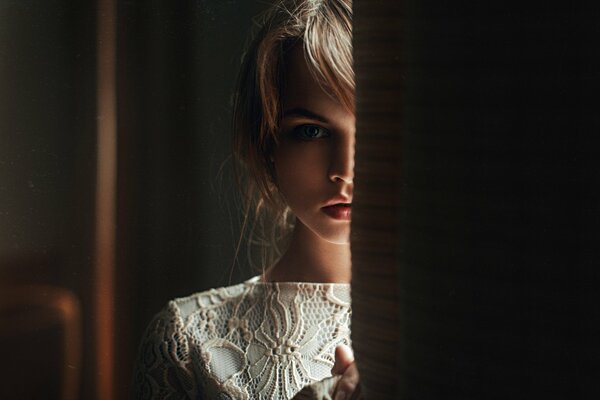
[282,45,350,123]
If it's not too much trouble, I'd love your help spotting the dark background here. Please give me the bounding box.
[1,1,267,398]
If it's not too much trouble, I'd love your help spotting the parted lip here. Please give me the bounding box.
[322,197,352,208]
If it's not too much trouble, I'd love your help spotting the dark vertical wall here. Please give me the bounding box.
[351,1,403,397]
[0,0,97,398]
[0,1,96,274]
[1,0,268,398]
[401,0,597,392]
[352,0,597,398]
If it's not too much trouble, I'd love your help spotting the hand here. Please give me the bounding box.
[331,345,361,400]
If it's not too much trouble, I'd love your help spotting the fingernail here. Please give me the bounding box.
[339,344,354,360]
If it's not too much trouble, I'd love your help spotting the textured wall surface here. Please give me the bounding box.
[352,0,598,398]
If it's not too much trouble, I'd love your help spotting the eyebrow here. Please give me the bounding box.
[282,108,329,123]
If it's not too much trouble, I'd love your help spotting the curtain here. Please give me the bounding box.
[352,1,598,398]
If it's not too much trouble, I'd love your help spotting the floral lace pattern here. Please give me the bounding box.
[133,276,352,399]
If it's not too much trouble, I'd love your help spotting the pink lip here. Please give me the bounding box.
[322,204,352,220]
[323,196,352,207]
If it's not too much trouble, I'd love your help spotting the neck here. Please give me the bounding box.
[263,221,351,284]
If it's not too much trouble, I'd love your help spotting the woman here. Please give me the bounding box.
[134,1,359,398]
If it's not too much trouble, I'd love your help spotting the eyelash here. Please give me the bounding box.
[291,124,331,141]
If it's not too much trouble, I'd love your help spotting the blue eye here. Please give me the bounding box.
[293,124,330,140]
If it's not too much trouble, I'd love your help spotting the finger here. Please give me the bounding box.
[333,364,360,400]
[334,389,347,400]
[331,344,354,375]
[342,363,359,386]
[336,363,360,393]
[349,382,362,400]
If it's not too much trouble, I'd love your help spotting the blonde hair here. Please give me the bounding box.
[231,0,354,272]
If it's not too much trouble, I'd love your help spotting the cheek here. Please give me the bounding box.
[274,145,328,203]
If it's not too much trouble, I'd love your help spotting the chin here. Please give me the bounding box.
[296,215,351,245]
[316,227,351,245]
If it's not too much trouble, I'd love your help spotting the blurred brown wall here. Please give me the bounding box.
[1,1,96,398]
[1,1,268,398]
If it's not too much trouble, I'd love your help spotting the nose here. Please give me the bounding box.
[328,134,355,184]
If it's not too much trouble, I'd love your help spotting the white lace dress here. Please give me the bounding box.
[133,276,352,399]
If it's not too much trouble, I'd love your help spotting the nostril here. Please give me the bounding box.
[331,175,353,184]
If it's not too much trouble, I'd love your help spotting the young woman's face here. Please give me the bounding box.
[273,45,355,245]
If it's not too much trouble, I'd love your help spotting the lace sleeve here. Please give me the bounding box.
[133,301,200,400]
